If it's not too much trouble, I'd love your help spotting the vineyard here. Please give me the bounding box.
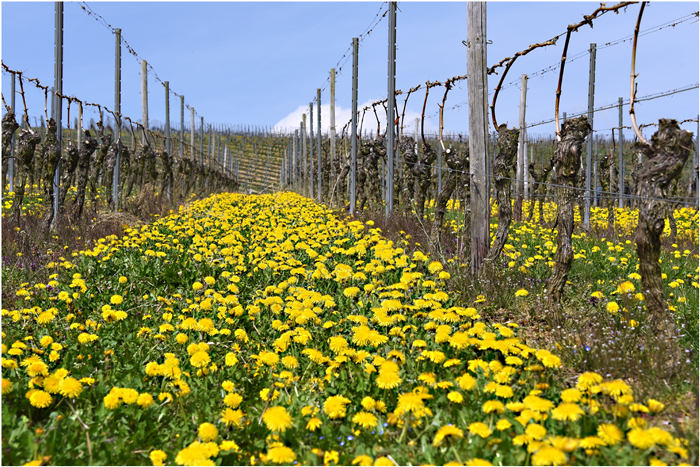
[2,1,699,466]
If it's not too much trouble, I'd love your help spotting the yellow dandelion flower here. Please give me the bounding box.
[137,393,154,408]
[198,422,218,442]
[576,372,602,390]
[220,408,244,427]
[352,411,378,429]
[627,428,656,449]
[531,446,567,466]
[433,424,463,446]
[29,390,53,408]
[58,377,83,398]
[262,406,294,432]
[190,351,211,368]
[551,402,584,422]
[306,417,323,431]
[375,371,402,390]
[468,422,491,438]
[324,395,351,419]
[266,445,296,464]
[110,294,123,305]
[483,399,505,414]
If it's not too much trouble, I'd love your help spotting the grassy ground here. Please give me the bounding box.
[349,200,699,464]
[2,191,698,464]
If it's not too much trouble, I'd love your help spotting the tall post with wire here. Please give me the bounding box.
[309,103,314,197]
[9,73,15,192]
[584,43,596,228]
[330,68,337,204]
[180,95,184,197]
[467,1,489,275]
[113,28,121,211]
[515,74,527,222]
[386,1,396,217]
[164,81,171,199]
[200,117,204,165]
[141,60,148,143]
[317,88,322,201]
[618,97,625,208]
[52,1,63,226]
[350,37,359,215]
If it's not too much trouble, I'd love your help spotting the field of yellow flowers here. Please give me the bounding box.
[1,192,697,466]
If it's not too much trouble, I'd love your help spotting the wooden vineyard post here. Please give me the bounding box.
[309,102,314,198]
[330,68,337,204]
[51,2,63,228]
[618,98,625,208]
[514,74,527,222]
[584,43,596,228]
[350,37,359,215]
[9,73,16,192]
[113,27,122,211]
[317,88,322,201]
[164,81,171,200]
[386,1,396,217]
[466,1,490,275]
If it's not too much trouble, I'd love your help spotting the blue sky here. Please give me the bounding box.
[2,1,698,140]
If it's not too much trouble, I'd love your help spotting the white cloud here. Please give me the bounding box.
[273,100,439,137]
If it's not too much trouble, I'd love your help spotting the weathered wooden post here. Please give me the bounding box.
[51,2,63,228]
[583,43,596,228]
[466,1,490,274]
[317,88,322,201]
[386,1,396,217]
[112,27,122,211]
[514,74,527,222]
[350,37,359,215]
[330,68,337,204]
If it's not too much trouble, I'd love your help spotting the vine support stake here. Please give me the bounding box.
[515,74,527,222]
[52,1,63,228]
[350,37,359,215]
[385,1,396,217]
[618,97,625,208]
[113,27,122,210]
[9,72,15,192]
[466,1,490,275]
[584,43,597,229]
[141,60,149,143]
[330,68,337,204]
[309,101,314,197]
[317,88,322,201]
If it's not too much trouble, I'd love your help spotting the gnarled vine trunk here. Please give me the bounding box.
[429,146,468,252]
[485,124,519,264]
[634,119,693,335]
[73,129,98,219]
[547,116,591,321]
[11,121,42,224]
[40,119,62,232]
[2,111,19,191]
